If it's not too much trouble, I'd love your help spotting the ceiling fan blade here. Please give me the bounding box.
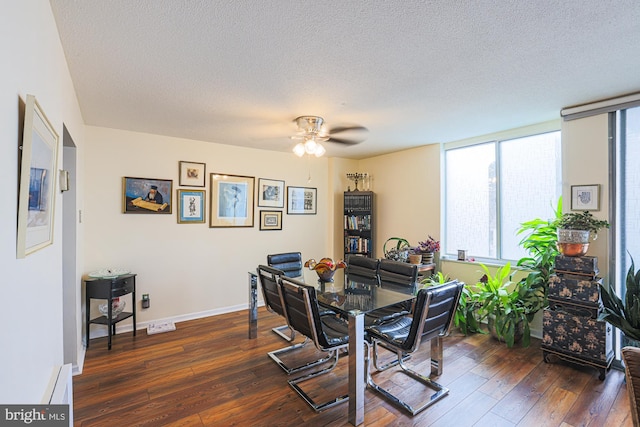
[326,136,365,145]
[329,125,368,134]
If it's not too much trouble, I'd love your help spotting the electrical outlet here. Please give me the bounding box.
[142,294,150,308]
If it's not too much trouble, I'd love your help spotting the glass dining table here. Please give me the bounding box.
[248,269,417,426]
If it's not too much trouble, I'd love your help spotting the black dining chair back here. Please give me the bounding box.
[404,280,462,352]
[279,276,350,411]
[257,265,287,320]
[346,255,380,281]
[365,280,464,415]
[267,252,303,278]
[378,258,418,287]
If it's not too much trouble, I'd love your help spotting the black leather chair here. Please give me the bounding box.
[378,258,419,287]
[279,276,350,412]
[257,265,334,375]
[366,280,464,415]
[365,259,419,325]
[267,252,303,278]
[346,255,379,282]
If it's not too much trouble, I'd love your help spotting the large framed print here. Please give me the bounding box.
[179,161,206,187]
[260,210,283,230]
[257,178,285,208]
[177,189,206,223]
[287,186,317,215]
[16,95,59,258]
[210,173,255,227]
[123,177,173,213]
[571,184,600,211]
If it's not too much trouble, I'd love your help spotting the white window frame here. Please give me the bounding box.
[442,120,561,264]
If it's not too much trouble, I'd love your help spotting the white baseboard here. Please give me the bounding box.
[85,301,264,340]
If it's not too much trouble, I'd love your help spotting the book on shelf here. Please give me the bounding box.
[344,214,371,230]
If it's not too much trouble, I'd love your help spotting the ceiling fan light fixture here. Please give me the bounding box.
[293,142,306,157]
[314,144,326,157]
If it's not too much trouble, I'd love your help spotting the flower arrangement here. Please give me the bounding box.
[304,257,347,282]
[416,235,440,253]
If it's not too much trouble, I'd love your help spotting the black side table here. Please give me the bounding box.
[85,273,136,350]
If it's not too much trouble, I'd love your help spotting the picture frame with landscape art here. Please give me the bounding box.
[210,173,254,227]
[260,210,282,231]
[179,161,206,187]
[257,178,285,208]
[123,177,173,214]
[16,95,59,258]
[177,189,205,223]
[287,186,317,215]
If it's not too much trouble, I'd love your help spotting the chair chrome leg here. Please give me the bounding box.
[272,323,295,342]
[371,340,411,372]
[366,340,449,416]
[268,337,334,375]
[287,349,349,412]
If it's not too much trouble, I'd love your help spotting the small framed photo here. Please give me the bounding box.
[123,177,173,213]
[571,184,600,211]
[287,186,317,215]
[260,210,282,231]
[177,189,205,223]
[257,178,285,208]
[179,161,206,187]
[210,173,255,227]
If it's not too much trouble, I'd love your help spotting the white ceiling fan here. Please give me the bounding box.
[291,116,368,157]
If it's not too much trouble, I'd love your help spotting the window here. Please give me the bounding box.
[444,130,561,262]
[615,105,640,303]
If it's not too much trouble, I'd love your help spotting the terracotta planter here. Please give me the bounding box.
[408,254,422,265]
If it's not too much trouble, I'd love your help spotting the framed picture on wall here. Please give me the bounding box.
[259,210,282,230]
[122,177,173,213]
[210,173,255,227]
[571,184,600,211]
[179,161,206,187]
[16,94,59,258]
[257,178,285,208]
[177,189,206,223]
[287,186,317,215]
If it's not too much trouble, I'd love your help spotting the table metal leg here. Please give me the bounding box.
[348,312,365,426]
[249,272,258,339]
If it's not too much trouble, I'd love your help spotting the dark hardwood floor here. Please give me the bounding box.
[74,308,633,426]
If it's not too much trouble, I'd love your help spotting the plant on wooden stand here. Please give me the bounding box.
[554,210,610,257]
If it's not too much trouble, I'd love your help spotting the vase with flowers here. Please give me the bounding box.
[416,235,440,264]
[304,257,347,282]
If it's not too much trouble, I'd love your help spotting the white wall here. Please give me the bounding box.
[359,145,441,256]
[83,126,333,328]
[561,114,611,282]
[0,1,85,403]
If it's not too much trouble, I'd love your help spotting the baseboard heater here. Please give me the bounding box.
[43,363,73,426]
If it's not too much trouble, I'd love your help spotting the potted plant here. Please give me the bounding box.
[599,255,640,346]
[554,211,610,257]
[416,235,440,264]
[474,262,532,348]
[515,197,563,316]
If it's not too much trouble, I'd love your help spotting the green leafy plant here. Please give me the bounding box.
[599,256,640,341]
[474,263,531,348]
[454,284,484,336]
[555,210,610,237]
[515,197,563,316]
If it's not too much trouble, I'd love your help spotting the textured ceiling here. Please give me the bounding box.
[50,0,640,159]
